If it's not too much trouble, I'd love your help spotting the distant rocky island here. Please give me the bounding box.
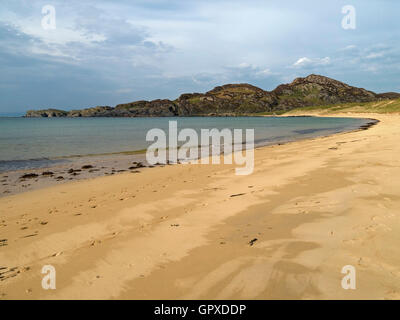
[25,74,400,117]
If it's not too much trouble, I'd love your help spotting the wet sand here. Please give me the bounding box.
[0,153,154,197]
[1,113,400,299]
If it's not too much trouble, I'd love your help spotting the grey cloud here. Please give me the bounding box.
[1,0,400,113]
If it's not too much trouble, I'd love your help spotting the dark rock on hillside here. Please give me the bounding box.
[24,74,399,117]
[68,106,113,117]
[114,99,178,117]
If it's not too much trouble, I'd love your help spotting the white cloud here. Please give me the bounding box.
[366,52,385,59]
[341,45,357,51]
[293,57,312,67]
[238,62,252,68]
[256,68,272,76]
[293,56,331,68]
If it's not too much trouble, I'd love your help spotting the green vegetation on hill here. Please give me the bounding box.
[285,98,400,114]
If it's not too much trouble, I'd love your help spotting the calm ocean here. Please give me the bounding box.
[0,116,369,172]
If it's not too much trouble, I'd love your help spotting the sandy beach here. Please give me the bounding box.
[1,112,400,300]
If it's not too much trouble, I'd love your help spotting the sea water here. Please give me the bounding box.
[0,116,370,172]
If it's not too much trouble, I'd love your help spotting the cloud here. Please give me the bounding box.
[256,68,273,76]
[293,57,331,68]
[365,52,385,59]
[341,45,357,51]
[1,0,400,113]
[293,57,312,67]
[234,63,272,76]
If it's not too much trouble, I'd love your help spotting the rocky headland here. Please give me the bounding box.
[24,74,400,117]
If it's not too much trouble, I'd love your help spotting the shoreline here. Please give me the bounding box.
[0,116,377,198]
[2,111,399,299]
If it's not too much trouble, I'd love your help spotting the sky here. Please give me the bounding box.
[0,0,399,115]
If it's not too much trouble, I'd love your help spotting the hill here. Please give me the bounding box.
[24,74,398,117]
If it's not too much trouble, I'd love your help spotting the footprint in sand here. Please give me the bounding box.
[0,266,26,281]
[21,233,38,239]
[342,238,360,245]
[0,239,8,247]
[248,238,258,246]
[90,240,102,247]
[52,251,63,257]
[230,193,246,198]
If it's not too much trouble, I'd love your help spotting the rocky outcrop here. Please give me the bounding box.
[68,106,113,117]
[176,84,278,116]
[113,99,178,117]
[272,74,378,111]
[24,74,398,117]
[25,109,68,117]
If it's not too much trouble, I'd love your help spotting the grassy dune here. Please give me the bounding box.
[285,98,400,115]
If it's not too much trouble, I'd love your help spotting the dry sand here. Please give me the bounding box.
[1,112,400,300]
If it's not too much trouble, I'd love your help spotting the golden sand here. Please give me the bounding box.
[1,113,400,299]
